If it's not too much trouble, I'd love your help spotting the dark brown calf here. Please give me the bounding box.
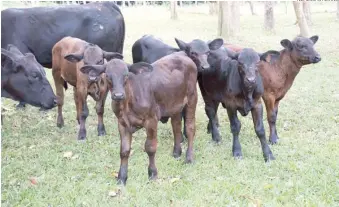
[52,36,122,140]
[225,35,321,144]
[80,52,198,185]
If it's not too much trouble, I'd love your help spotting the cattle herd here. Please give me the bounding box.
[1,2,321,185]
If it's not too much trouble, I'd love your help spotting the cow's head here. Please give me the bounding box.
[175,37,224,71]
[64,43,123,82]
[64,44,123,100]
[280,35,321,65]
[79,56,152,102]
[1,45,57,109]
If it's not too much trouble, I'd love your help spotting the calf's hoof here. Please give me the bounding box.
[117,177,127,186]
[232,150,243,159]
[264,153,276,162]
[97,124,106,136]
[185,153,194,164]
[77,129,86,140]
[173,146,182,159]
[269,136,279,145]
[57,117,64,128]
[148,167,158,180]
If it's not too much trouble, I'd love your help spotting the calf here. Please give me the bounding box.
[80,52,198,185]
[225,36,321,144]
[132,35,224,136]
[199,47,279,161]
[1,44,56,109]
[52,37,122,140]
[259,35,321,144]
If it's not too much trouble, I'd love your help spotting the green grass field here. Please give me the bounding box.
[2,2,339,206]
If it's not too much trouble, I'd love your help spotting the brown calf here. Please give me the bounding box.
[80,52,198,185]
[52,36,123,140]
[225,35,321,144]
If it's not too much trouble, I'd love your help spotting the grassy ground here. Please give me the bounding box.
[2,2,339,206]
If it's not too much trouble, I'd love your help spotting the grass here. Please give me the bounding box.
[2,2,339,206]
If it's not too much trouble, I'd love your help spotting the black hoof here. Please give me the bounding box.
[148,167,158,180]
[98,124,106,136]
[233,151,243,159]
[77,129,86,140]
[57,122,64,128]
[269,136,279,145]
[117,178,127,186]
[173,147,182,159]
[264,154,276,162]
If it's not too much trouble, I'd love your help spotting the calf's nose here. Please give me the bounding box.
[53,99,58,106]
[112,92,125,100]
[246,76,256,84]
[313,55,321,63]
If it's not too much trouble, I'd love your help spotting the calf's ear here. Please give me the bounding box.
[80,65,106,76]
[7,44,23,56]
[208,38,224,50]
[310,35,319,44]
[280,39,293,50]
[64,53,84,63]
[128,62,153,74]
[1,49,18,72]
[175,38,188,51]
[103,51,123,61]
[259,50,280,63]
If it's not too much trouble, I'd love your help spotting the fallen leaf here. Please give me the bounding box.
[264,184,273,189]
[170,177,180,183]
[108,191,117,197]
[112,172,119,178]
[71,154,79,160]
[63,151,73,158]
[108,188,121,197]
[29,177,37,185]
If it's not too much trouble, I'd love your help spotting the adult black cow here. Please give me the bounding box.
[1,1,125,108]
[1,44,57,109]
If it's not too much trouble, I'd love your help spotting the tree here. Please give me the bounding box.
[293,1,310,37]
[303,0,312,26]
[170,1,178,20]
[218,1,239,40]
[264,1,274,32]
[247,1,256,15]
[209,1,218,15]
[337,0,339,20]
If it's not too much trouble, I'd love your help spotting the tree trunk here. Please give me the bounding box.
[218,1,239,40]
[247,1,255,15]
[209,2,218,15]
[303,0,312,26]
[264,1,274,31]
[293,1,310,37]
[170,1,178,20]
[337,0,339,20]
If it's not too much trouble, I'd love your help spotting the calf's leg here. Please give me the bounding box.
[205,101,221,142]
[181,107,187,142]
[117,123,132,185]
[53,73,65,128]
[76,90,89,140]
[264,96,280,144]
[226,108,242,158]
[207,103,220,134]
[171,113,183,158]
[184,90,198,163]
[96,90,108,136]
[251,102,275,162]
[73,87,80,124]
[145,118,158,180]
